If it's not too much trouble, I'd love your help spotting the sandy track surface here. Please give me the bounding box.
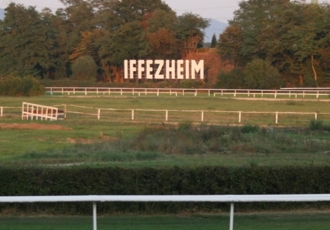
[0,123,72,130]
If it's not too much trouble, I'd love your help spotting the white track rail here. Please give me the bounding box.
[1,194,330,230]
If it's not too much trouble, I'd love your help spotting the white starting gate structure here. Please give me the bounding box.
[22,102,64,121]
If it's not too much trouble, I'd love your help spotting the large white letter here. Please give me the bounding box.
[155,60,164,79]
[137,60,145,79]
[177,60,184,79]
[146,60,154,79]
[185,60,190,79]
[166,60,176,79]
[129,60,137,79]
[124,60,129,79]
[191,60,204,79]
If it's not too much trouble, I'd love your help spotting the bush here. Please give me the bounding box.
[0,76,45,96]
[71,55,98,81]
[309,119,330,131]
[244,59,282,89]
[215,68,245,89]
[1,166,330,214]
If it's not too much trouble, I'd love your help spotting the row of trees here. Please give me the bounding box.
[0,0,209,82]
[217,0,330,87]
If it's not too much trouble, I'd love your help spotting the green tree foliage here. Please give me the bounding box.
[217,0,330,87]
[175,13,210,56]
[210,33,217,48]
[217,23,244,67]
[0,3,55,78]
[244,59,282,89]
[71,55,98,81]
[0,76,45,96]
[215,68,245,89]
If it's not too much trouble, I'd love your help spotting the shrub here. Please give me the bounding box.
[243,59,282,89]
[309,119,330,131]
[215,68,245,89]
[71,55,98,81]
[241,124,259,133]
[0,76,45,96]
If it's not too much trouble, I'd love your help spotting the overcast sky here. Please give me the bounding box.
[0,0,327,23]
[0,0,240,23]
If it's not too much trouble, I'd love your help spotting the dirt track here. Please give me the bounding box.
[0,123,72,130]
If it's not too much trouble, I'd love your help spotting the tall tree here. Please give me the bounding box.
[232,0,289,60]
[216,23,244,67]
[175,13,209,56]
[0,3,55,78]
[210,33,217,48]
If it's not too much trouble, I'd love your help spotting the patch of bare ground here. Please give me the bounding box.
[0,123,72,130]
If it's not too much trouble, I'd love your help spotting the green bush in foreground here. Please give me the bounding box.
[1,166,330,214]
[0,76,45,96]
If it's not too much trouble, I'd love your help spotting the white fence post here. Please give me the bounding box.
[238,112,242,123]
[93,202,97,230]
[98,109,101,120]
[132,110,135,120]
[230,203,234,230]
[201,111,204,122]
[0,107,3,117]
[165,110,168,121]
[275,112,279,124]
[315,112,318,120]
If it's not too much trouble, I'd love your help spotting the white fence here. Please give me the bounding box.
[21,102,65,121]
[65,104,330,125]
[1,104,330,125]
[1,194,330,230]
[45,87,330,99]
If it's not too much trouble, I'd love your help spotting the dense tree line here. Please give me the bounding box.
[217,0,330,88]
[0,0,209,82]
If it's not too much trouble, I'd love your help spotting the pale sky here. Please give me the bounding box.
[0,0,240,23]
[0,0,328,23]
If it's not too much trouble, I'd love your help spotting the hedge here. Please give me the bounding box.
[1,166,330,214]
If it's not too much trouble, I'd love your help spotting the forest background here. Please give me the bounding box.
[1,0,330,89]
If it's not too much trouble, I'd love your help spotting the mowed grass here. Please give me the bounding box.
[0,95,330,166]
[1,212,330,230]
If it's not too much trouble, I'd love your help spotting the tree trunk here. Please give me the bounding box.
[311,55,319,87]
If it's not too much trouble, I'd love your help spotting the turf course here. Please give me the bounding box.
[1,213,330,230]
[0,95,330,166]
[1,95,330,229]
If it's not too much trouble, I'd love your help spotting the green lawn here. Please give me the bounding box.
[1,95,330,166]
[1,213,330,230]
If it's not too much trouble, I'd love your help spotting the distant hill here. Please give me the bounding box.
[0,8,4,20]
[204,19,228,43]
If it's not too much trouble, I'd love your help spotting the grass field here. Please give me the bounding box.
[1,95,330,166]
[1,212,330,230]
[1,95,330,228]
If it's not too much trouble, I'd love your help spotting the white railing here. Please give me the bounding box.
[66,105,330,125]
[2,104,330,125]
[45,87,330,99]
[1,194,330,230]
[22,102,59,121]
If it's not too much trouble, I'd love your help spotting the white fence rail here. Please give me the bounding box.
[1,104,330,125]
[45,87,330,99]
[66,104,330,125]
[1,194,330,230]
[22,102,59,121]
